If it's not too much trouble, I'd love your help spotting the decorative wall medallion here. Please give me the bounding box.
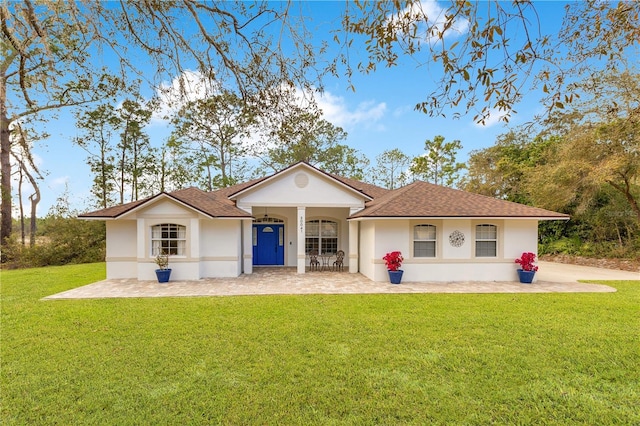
[449,230,465,247]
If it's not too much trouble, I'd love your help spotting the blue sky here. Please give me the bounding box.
[27,1,567,215]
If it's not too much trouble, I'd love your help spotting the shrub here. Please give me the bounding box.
[2,217,105,268]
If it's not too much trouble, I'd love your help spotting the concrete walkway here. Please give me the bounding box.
[43,261,637,300]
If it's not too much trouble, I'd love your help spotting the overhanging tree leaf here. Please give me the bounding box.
[1,0,323,250]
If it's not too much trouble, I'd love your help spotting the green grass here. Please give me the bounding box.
[2,263,639,425]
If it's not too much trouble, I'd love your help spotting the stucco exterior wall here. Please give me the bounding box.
[441,220,470,259]
[503,220,538,260]
[105,220,137,279]
[371,219,410,282]
[137,203,198,280]
[359,218,540,282]
[236,170,365,209]
[104,199,246,280]
[358,220,376,280]
[200,219,243,277]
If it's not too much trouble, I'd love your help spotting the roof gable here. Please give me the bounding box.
[79,187,251,219]
[350,181,569,219]
[228,162,378,204]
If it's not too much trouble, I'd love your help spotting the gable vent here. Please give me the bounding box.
[294,172,309,188]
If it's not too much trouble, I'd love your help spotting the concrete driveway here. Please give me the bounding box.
[537,261,639,282]
[43,262,638,300]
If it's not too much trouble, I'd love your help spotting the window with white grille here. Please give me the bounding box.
[151,223,186,256]
[305,219,338,254]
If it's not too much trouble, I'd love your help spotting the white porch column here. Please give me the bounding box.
[348,219,359,273]
[242,219,253,274]
[297,206,306,274]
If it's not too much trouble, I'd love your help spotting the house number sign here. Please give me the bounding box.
[449,230,465,247]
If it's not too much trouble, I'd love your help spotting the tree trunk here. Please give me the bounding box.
[119,142,126,205]
[17,165,25,246]
[132,137,138,201]
[219,145,227,187]
[0,74,12,252]
[29,192,39,248]
[20,161,40,248]
[607,178,640,225]
[434,162,439,185]
[206,163,213,192]
[99,141,108,209]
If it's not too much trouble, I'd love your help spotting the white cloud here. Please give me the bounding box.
[151,70,221,126]
[316,91,387,129]
[149,70,388,134]
[392,105,413,118]
[32,153,44,169]
[49,176,70,188]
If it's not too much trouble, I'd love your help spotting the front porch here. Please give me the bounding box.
[43,265,617,300]
[243,205,359,275]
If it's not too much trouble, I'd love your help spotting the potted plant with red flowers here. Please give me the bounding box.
[515,252,538,284]
[383,251,404,284]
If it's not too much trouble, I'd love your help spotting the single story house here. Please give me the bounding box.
[79,162,569,282]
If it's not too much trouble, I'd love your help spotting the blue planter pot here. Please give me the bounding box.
[517,269,535,284]
[388,270,404,284]
[155,269,172,283]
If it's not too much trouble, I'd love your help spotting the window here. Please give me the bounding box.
[414,225,436,257]
[475,224,497,257]
[151,223,186,256]
[305,219,338,254]
[254,217,284,223]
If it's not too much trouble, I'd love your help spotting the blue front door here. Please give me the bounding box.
[253,224,285,265]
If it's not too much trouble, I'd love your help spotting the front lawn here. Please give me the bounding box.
[1,263,639,424]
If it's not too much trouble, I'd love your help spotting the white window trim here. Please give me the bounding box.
[305,218,339,254]
[151,223,187,257]
[473,222,501,259]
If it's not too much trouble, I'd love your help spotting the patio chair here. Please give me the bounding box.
[308,250,320,271]
[333,250,345,271]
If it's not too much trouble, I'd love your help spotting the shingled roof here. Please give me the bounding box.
[349,180,569,219]
[79,164,567,221]
[78,196,152,218]
[327,173,390,199]
[79,187,251,219]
